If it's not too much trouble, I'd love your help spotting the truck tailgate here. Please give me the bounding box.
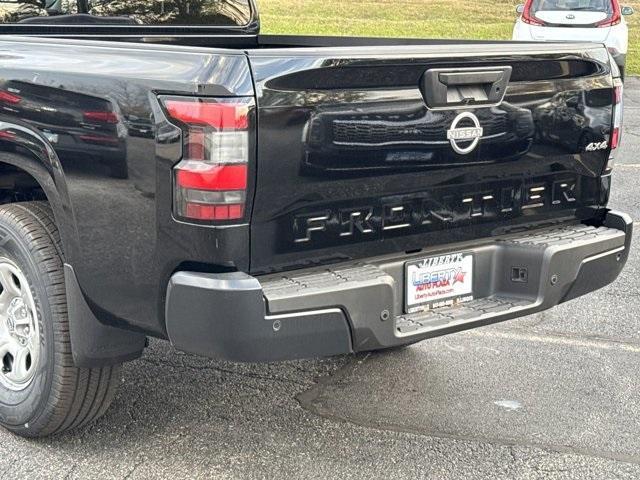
[246,42,615,274]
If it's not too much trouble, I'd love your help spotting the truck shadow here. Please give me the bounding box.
[12,313,640,475]
[47,338,352,448]
[296,326,640,465]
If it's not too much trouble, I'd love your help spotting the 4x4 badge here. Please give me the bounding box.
[447,112,484,155]
[585,141,609,152]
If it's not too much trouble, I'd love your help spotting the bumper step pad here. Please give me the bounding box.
[260,217,630,350]
[497,223,622,247]
[263,264,388,301]
[396,296,533,335]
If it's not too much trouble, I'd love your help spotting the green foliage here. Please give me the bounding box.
[260,0,639,75]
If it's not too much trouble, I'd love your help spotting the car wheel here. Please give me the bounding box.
[0,202,121,438]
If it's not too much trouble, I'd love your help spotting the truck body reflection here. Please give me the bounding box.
[534,88,612,152]
[0,80,128,177]
[303,101,535,175]
[0,0,252,26]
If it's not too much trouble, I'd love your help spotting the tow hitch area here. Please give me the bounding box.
[166,211,632,362]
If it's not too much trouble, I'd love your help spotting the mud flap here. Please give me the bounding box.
[65,264,146,367]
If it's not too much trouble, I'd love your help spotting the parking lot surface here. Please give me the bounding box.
[0,79,639,480]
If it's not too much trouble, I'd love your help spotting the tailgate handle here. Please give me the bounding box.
[421,66,512,110]
[439,71,504,86]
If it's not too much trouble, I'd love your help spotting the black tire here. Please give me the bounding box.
[0,201,120,437]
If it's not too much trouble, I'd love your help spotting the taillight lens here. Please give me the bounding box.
[164,101,249,130]
[521,0,546,26]
[611,80,623,150]
[161,96,253,223]
[610,127,620,150]
[596,0,621,27]
[607,79,623,170]
[613,82,623,105]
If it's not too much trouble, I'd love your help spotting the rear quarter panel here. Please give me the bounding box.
[0,37,254,335]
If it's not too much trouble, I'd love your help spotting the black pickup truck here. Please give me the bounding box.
[0,0,630,437]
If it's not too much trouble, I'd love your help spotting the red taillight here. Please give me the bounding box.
[611,79,623,151]
[164,100,249,130]
[176,164,248,191]
[596,0,622,27]
[83,111,119,124]
[607,79,623,171]
[614,84,623,105]
[184,203,245,221]
[610,127,620,150]
[162,96,253,222]
[522,0,546,26]
[609,78,624,150]
[0,90,21,105]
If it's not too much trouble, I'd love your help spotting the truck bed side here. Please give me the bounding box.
[0,37,254,336]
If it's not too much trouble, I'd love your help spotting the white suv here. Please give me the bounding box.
[513,0,634,78]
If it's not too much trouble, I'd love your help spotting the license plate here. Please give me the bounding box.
[405,252,474,313]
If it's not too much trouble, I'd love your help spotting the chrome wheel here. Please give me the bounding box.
[0,203,123,437]
[0,258,39,391]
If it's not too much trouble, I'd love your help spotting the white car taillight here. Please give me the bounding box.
[161,96,253,222]
[607,78,623,171]
[596,0,622,27]
[521,0,547,26]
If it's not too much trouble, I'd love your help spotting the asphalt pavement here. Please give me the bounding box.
[0,79,639,480]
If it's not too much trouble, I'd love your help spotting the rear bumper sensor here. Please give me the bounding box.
[165,211,632,362]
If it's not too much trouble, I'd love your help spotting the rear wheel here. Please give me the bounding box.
[0,202,121,437]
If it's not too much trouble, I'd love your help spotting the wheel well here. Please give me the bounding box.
[0,163,47,204]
